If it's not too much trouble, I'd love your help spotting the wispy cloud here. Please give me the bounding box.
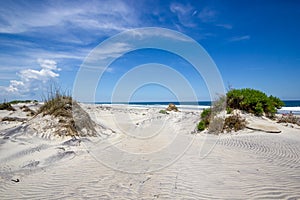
[229,35,251,42]
[216,24,233,29]
[170,2,197,27]
[198,7,217,23]
[0,1,137,35]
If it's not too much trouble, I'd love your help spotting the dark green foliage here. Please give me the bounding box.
[226,107,233,114]
[197,108,212,131]
[0,102,16,111]
[201,108,211,123]
[197,120,206,131]
[223,114,246,132]
[226,88,284,117]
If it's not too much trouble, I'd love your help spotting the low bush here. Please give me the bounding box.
[197,120,206,131]
[223,114,246,132]
[197,108,212,131]
[226,88,284,117]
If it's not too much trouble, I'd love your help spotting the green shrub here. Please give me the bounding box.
[159,110,169,114]
[197,108,212,132]
[226,88,284,117]
[197,120,206,131]
[201,108,211,123]
[226,107,233,114]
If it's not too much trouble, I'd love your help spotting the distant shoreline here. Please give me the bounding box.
[91,100,300,107]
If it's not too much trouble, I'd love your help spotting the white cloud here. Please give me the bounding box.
[37,58,58,70]
[229,35,251,42]
[3,59,60,95]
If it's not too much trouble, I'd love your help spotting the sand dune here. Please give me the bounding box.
[0,104,299,199]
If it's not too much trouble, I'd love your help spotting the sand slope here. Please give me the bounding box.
[0,104,299,199]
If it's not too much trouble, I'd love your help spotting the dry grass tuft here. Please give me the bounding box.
[0,102,16,111]
[277,114,300,126]
[223,114,246,132]
[37,87,96,137]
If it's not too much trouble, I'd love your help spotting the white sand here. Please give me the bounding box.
[0,103,300,199]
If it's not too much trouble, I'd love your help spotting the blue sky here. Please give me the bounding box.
[0,0,300,102]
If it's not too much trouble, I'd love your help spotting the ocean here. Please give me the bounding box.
[95,100,300,115]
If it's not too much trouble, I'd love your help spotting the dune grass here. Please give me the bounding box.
[0,102,16,111]
[38,87,73,118]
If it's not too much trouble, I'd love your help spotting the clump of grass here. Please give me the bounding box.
[38,88,73,118]
[20,105,36,116]
[37,88,76,136]
[1,116,26,122]
[159,110,169,114]
[37,86,97,137]
[0,102,16,111]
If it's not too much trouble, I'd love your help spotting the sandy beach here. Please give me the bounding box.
[0,103,300,199]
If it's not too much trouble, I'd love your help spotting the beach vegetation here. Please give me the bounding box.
[9,100,38,104]
[36,86,97,137]
[277,113,300,126]
[197,108,211,131]
[166,103,179,112]
[38,87,72,118]
[197,120,206,131]
[223,114,246,132]
[226,88,284,117]
[0,102,16,111]
[159,109,169,114]
[20,105,36,116]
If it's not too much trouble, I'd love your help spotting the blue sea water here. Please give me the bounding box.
[96,100,300,107]
[95,100,300,115]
